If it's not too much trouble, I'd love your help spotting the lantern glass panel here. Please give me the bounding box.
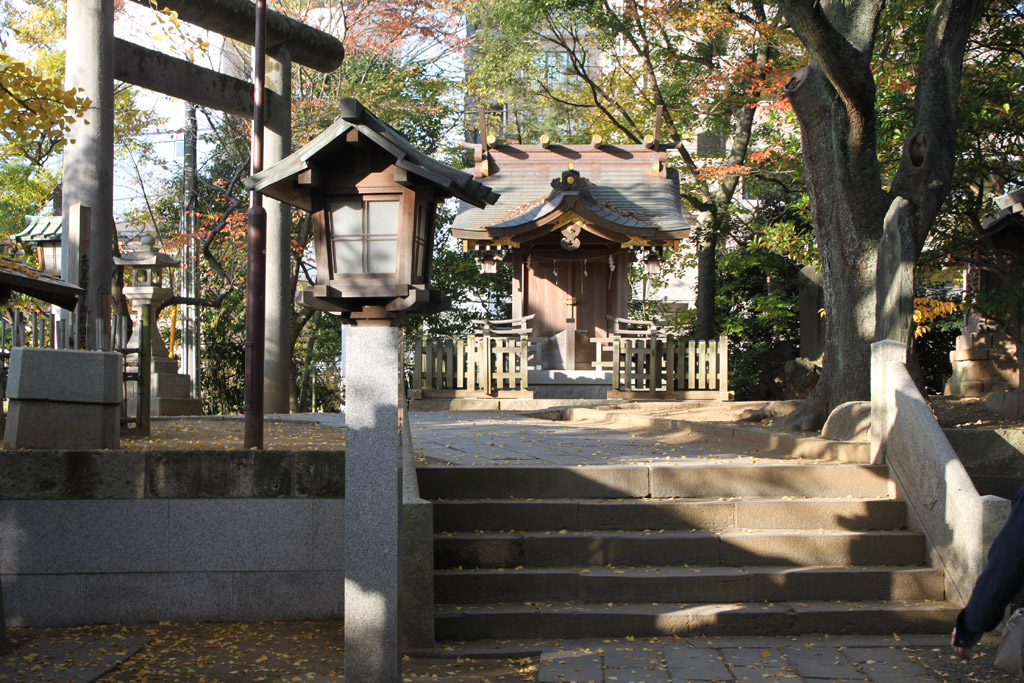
[329,198,400,275]
[412,202,431,281]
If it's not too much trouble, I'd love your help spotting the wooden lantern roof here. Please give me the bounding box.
[245,98,500,211]
[452,142,692,247]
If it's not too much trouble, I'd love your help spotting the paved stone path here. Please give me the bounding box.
[516,634,949,682]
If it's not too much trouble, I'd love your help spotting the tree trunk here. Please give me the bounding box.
[694,234,717,340]
[776,0,978,431]
[777,57,887,430]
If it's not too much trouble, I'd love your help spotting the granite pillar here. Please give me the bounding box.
[63,0,115,349]
[344,325,402,682]
[263,47,293,414]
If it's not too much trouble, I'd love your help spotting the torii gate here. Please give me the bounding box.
[62,0,344,413]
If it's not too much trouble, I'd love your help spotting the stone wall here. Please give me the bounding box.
[0,449,345,627]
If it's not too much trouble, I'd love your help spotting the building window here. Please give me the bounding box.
[329,197,399,275]
[696,130,727,157]
[412,201,431,282]
[39,242,61,275]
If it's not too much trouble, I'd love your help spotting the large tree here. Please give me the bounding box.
[777,0,980,429]
[466,0,798,338]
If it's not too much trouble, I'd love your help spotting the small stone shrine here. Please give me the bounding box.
[453,135,692,371]
[946,188,1024,398]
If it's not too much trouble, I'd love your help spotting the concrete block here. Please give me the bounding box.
[719,530,924,567]
[746,567,944,602]
[577,500,735,531]
[7,348,121,404]
[434,534,523,569]
[435,569,577,604]
[84,571,233,623]
[418,466,650,500]
[312,498,345,570]
[663,645,732,682]
[578,567,748,603]
[4,401,119,450]
[150,396,203,416]
[987,391,1024,419]
[651,464,890,499]
[0,500,170,574]
[951,348,991,361]
[734,500,905,531]
[147,452,292,498]
[524,531,720,567]
[294,452,346,497]
[433,501,578,532]
[150,372,191,397]
[167,499,313,572]
[2,573,87,627]
[957,379,988,396]
[232,570,344,621]
[960,361,1018,384]
[0,452,144,499]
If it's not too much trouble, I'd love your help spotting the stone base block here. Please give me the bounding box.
[986,391,1024,419]
[7,348,122,404]
[951,348,991,362]
[4,401,120,450]
[152,373,192,398]
[151,397,203,417]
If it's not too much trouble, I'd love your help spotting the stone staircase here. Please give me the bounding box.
[418,463,957,641]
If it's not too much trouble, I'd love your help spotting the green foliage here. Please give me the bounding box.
[912,283,962,395]
[199,286,246,415]
[711,247,802,400]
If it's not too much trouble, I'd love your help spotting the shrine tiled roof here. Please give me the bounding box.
[14,215,62,243]
[452,143,692,242]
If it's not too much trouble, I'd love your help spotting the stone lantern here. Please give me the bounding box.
[114,234,200,433]
[245,97,498,681]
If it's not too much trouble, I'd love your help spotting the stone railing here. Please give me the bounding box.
[871,340,1011,604]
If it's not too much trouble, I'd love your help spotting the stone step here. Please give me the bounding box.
[434,600,958,641]
[435,530,926,569]
[435,566,945,604]
[432,498,907,533]
[418,464,892,501]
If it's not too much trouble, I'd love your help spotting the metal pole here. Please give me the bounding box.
[244,0,267,449]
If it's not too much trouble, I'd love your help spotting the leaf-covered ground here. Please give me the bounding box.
[120,418,346,451]
[3,622,537,682]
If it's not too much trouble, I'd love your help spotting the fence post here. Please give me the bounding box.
[719,335,729,397]
[412,337,423,390]
[482,335,493,394]
[518,336,529,390]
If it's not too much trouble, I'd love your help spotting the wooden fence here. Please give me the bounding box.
[410,335,534,397]
[598,335,731,399]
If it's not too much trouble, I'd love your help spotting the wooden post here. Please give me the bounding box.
[412,337,423,390]
[687,340,696,389]
[565,318,576,371]
[719,335,730,398]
